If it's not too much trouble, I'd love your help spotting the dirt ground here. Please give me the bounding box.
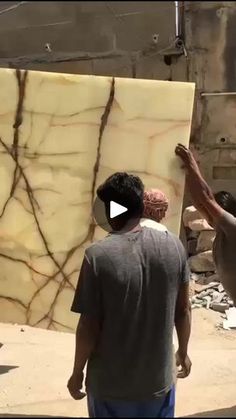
[1,309,236,418]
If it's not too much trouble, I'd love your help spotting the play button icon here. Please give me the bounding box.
[110,201,128,219]
[93,197,129,233]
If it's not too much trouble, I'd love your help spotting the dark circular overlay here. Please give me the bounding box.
[92,197,113,233]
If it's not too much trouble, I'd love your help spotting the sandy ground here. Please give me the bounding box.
[1,309,236,418]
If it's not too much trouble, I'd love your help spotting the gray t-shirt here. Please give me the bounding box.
[213,210,236,303]
[71,227,189,401]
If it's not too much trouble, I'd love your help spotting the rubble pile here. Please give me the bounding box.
[184,206,234,313]
[190,274,234,311]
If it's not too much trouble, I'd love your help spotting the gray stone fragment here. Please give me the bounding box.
[212,291,224,303]
[210,302,230,313]
[202,296,211,309]
[218,284,224,293]
[192,303,203,309]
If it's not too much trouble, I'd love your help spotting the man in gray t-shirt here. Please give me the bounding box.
[67,172,192,418]
[176,144,236,304]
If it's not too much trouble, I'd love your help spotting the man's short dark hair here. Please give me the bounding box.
[214,190,236,217]
[97,172,144,229]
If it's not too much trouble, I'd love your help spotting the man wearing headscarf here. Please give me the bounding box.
[141,188,180,389]
[141,188,169,232]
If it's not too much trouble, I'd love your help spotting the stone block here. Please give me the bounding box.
[194,281,219,293]
[212,291,224,303]
[188,219,213,231]
[205,273,220,284]
[183,205,200,226]
[197,230,216,252]
[188,251,215,273]
[210,302,229,313]
[0,68,195,331]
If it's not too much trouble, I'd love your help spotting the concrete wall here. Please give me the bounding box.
[0,1,183,80]
[0,1,235,193]
[185,1,236,195]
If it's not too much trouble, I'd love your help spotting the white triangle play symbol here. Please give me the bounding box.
[110,201,128,219]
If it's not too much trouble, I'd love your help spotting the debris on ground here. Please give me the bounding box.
[190,278,234,311]
[223,308,236,330]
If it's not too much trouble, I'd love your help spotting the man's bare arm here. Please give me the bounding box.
[175,281,192,378]
[67,314,100,400]
[175,144,224,227]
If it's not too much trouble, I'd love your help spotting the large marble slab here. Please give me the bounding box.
[0,68,195,332]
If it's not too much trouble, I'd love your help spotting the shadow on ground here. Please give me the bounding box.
[0,365,19,375]
[186,405,236,417]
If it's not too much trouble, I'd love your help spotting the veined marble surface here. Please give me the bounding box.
[0,68,195,332]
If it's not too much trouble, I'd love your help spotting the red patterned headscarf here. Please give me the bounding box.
[143,189,169,222]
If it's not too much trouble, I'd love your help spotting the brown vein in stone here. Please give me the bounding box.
[127,117,189,123]
[51,121,100,128]
[14,196,33,215]
[148,122,189,141]
[0,150,87,158]
[10,70,28,196]
[0,252,50,278]
[91,77,115,206]
[94,179,176,215]
[0,106,105,119]
[28,244,80,324]
[115,168,181,197]
[25,151,86,158]
[37,113,54,150]
[0,78,115,330]
[24,111,33,148]
[0,296,27,310]
[0,70,28,219]
[13,70,28,156]
[30,220,96,329]
[0,139,74,291]
[33,187,61,195]
[52,320,74,332]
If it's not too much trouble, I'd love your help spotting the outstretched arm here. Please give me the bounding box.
[175,144,224,227]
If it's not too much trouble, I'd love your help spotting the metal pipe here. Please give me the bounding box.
[201,92,236,97]
[175,1,180,38]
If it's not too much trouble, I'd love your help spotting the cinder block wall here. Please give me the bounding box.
[0,1,235,193]
[185,1,236,195]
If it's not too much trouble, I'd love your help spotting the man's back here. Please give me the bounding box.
[72,226,188,401]
[213,210,236,303]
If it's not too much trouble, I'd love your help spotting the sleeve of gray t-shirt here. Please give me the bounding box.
[217,209,236,237]
[71,251,102,317]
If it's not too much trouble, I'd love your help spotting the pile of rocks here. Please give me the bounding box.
[183,206,233,312]
[190,275,234,311]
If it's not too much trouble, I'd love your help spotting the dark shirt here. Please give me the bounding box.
[71,227,189,401]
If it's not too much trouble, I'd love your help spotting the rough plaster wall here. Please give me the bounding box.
[0,1,186,81]
[185,1,236,195]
